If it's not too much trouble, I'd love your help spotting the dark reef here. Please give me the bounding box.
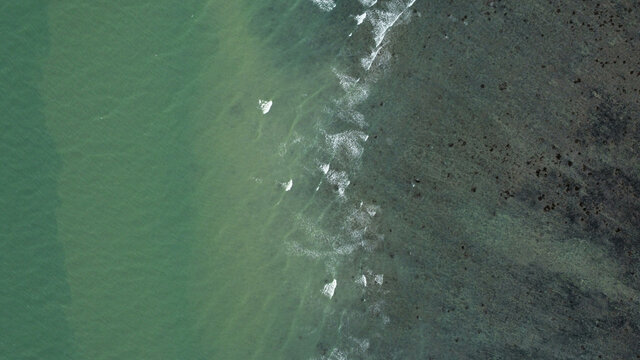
[347,0,640,358]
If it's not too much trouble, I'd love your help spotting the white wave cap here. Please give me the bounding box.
[324,348,347,360]
[311,0,336,12]
[296,214,338,245]
[326,170,350,197]
[332,107,368,128]
[351,337,371,353]
[287,241,323,259]
[374,274,384,285]
[356,274,367,287]
[361,45,383,70]
[258,99,272,114]
[333,242,361,255]
[333,69,370,107]
[322,279,337,298]
[369,0,416,47]
[343,85,370,107]
[282,179,293,191]
[359,0,377,7]
[334,69,359,91]
[355,12,367,25]
[326,130,369,160]
[345,206,374,234]
[320,163,330,174]
[364,203,379,217]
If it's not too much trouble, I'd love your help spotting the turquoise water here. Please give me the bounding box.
[1,1,415,358]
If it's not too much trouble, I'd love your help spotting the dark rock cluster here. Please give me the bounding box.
[346,0,640,358]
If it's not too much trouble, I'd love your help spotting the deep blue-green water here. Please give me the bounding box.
[1,1,420,359]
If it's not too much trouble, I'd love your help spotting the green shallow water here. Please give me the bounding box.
[2,1,365,359]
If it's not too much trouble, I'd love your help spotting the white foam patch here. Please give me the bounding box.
[359,0,377,7]
[333,69,370,107]
[282,179,293,191]
[322,279,337,298]
[345,207,372,231]
[326,170,350,196]
[364,204,379,217]
[342,208,377,246]
[296,215,336,244]
[351,337,370,353]
[369,300,385,317]
[297,215,357,254]
[333,107,368,128]
[349,110,367,127]
[361,45,383,70]
[374,274,384,285]
[333,69,360,92]
[325,348,347,360]
[334,242,361,255]
[355,12,367,25]
[320,163,330,174]
[311,0,336,11]
[288,214,369,265]
[289,240,360,260]
[287,241,323,259]
[368,0,416,47]
[258,99,272,114]
[377,48,393,68]
[326,130,369,160]
[291,133,303,144]
[344,86,370,107]
[356,274,367,287]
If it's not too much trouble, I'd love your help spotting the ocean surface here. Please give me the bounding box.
[1,1,419,359]
[2,1,640,359]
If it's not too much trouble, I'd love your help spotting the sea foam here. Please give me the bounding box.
[374,274,384,285]
[326,170,350,197]
[258,99,272,114]
[368,0,416,47]
[322,279,337,298]
[361,46,384,70]
[311,0,336,12]
[326,130,369,160]
[356,274,367,287]
[333,69,370,107]
[282,179,293,191]
[359,0,416,70]
[359,0,377,7]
